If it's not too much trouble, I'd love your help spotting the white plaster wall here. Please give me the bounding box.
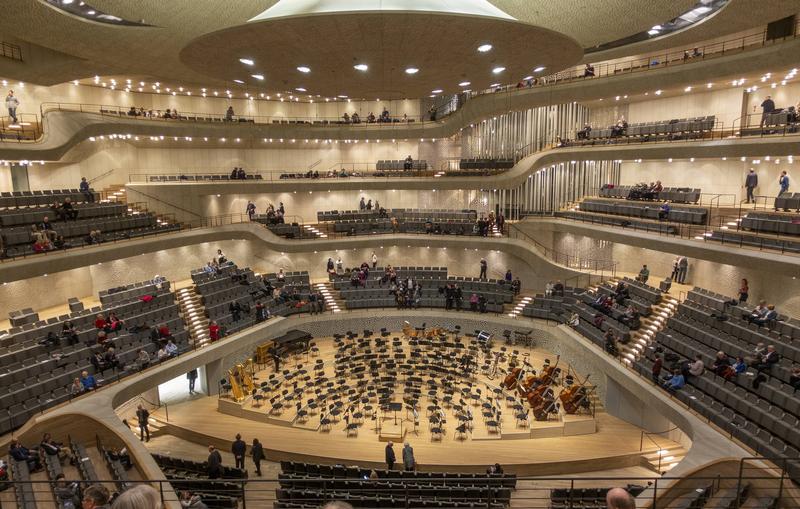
[11,139,460,191]
[744,81,800,122]
[0,241,541,319]
[2,78,422,121]
[627,87,744,127]
[619,158,797,203]
[201,189,487,224]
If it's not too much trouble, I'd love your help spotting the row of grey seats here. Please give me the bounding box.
[599,186,701,204]
[579,199,708,225]
[317,209,478,222]
[0,202,126,227]
[0,189,96,209]
[741,212,800,236]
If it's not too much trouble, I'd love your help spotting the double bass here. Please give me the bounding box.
[560,375,591,415]
[532,388,557,421]
[501,367,523,390]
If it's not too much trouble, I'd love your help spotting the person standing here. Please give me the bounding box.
[676,256,688,284]
[371,251,378,269]
[251,438,265,476]
[385,441,396,470]
[187,368,198,394]
[479,258,487,280]
[402,442,415,471]
[759,95,776,128]
[6,90,19,124]
[744,169,758,204]
[207,445,223,479]
[232,433,246,470]
[136,404,150,442]
[776,171,790,211]
[246,201,256,220]
[738,278,749,304]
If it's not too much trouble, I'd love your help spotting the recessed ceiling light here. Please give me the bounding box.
[523,76,533,80]
[233,79,244,84]
[684,86,692,92]
[251,74,264,80]
[405,67,419,75]
[655,89,662,95]
[492,67,506,74]
[533,66,546,73]
[338,95,348,98]
[353,64,368,71]
[296,87,306,92]
[458,81,470,87]
[239,58,254,66]
[87,10,95,15]
[297,66,311,73]
[477,44,492,52]
[431,89,443,94]
[62,0,74,4]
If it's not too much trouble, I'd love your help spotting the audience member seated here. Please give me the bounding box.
[688,354,705,377]
[80,370,97,391]
[753,345,781,372]
[9,439,42,472]
[663,369,686,391]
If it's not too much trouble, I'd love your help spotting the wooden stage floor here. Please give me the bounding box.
[153,332,681,475]
[155,398,677,475]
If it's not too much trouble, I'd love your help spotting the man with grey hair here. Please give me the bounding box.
[385,441,396,470]
[606,487,635,509]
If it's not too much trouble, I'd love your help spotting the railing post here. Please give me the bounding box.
[653,477,658,509]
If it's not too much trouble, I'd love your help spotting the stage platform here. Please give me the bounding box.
[154,398,676,475]
[152,331,679,475]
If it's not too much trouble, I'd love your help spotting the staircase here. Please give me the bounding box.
[507,293,534,318]
[101,184,127,204]
[623,292,679,363]
[303,224,328,238]
[641,443,688,474]
[315,281,342,313]
[583,278,679,365]
[176,286,210,347]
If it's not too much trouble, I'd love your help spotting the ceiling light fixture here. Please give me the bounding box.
[239,58,254,66]
[533,66,546,72]
[233,79,244,84]
[251,74,264,80]
[405,67,419,75]
[458,81,471,87]
[492,66,506,74]
[297,66,311,73]
[353,64,368,71]
[654,89,662,95]
[431,89,443,94]
[477,44,492,52]
[296,87,306,92]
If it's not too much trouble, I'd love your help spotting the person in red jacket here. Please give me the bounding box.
[158,323,171,339]
[209,321,220,342]
[94,314,108,331]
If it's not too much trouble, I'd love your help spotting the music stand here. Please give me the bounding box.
[389,402,402,424]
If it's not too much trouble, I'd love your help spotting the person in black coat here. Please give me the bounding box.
[207,445,223,479]
[385,441,396,470]
[232,434,246,470]
[251,438,265,476]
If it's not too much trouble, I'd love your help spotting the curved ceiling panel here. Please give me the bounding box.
[180,11,582,100]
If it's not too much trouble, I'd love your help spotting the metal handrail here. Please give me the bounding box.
[1,469,798,509]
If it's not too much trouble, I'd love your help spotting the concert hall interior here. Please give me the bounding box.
[2,1,800,509]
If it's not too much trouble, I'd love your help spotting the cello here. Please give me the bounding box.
[560,375,591,414]
[501,367,522,390]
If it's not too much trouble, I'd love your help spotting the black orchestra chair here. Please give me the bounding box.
[252,389,264,408]
[455,422,469,441]
[430,426,443,441]
[345,422,359,437]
